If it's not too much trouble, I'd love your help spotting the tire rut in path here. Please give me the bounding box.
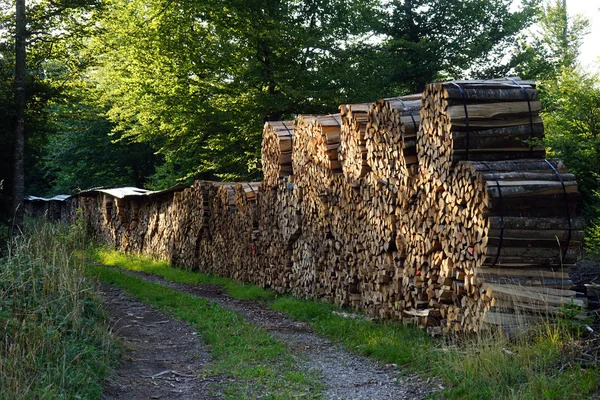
[99,283,227,399]
[104,267,438,400]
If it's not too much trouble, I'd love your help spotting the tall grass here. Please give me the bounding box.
[0,218,116,399]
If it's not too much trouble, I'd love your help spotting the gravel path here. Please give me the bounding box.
[102,266,438,399]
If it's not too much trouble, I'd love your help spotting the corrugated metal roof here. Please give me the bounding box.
[98,187,152,198]
[27,182,208,202]
[25,194,71,202]
[78,186,152,199]
[76,185,189,199]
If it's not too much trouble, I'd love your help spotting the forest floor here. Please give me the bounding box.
[97,265,438,399]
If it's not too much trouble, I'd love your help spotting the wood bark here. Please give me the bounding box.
[12,0,27,232]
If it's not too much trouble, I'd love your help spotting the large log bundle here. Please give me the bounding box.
[31,78,590,334]
[262,121,295,187]
[168,182,212,270]
[339,102,370,181]
[255,183,293,292]
[293,114,343,191]
[231,182,260,282]
[418,79,546,184]
[209,183,237,277]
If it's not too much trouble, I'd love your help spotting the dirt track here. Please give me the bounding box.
[100,283,227,399]
[99,268,438,399]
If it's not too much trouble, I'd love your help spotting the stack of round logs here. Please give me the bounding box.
[366,94,422,186]
[339,102,370,182]
[418,79,546,185]
[62,78,585,334]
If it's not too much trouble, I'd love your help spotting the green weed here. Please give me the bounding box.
[90,248,276,300]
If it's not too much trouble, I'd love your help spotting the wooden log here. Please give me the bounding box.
[262,121,295,187]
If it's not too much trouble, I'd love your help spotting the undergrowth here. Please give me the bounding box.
[87,264,323,399]
[92,248,600,400]
[0,219,117,399]
[273,298,599,399]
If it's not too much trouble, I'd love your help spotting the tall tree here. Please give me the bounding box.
[542,69,600,209]
[514,1,599,250]
[12,0,26,231]
[42,98,157,194]
[513,0,590,81]
[379,0,538,92]
[89,0,387,186]
[0,0,105,218]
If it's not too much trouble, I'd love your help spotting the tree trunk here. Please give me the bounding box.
[12,0,26,233]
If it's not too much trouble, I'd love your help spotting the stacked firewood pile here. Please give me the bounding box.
[262,121,295,187]
[28,78,587,333]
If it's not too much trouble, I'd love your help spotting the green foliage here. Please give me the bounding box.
[584,219,600,255]
[439,331,598,400]
[41,94,157,195]
[540,67,600,250]
[0,36,60,209]
[87,0,389,185]
[85,0,538,186]
[0,219,117,399]
[88,264,323,399]
[541,68,600,205]
[515,1,600,253]
[555,301,594,336]
[378,0,537,90]
[1,0,544,192]
[0,0,113,203]
[514,0,591,81]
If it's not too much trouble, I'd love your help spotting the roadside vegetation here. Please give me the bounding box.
[91,247,600,400]
[0,219,117,399]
